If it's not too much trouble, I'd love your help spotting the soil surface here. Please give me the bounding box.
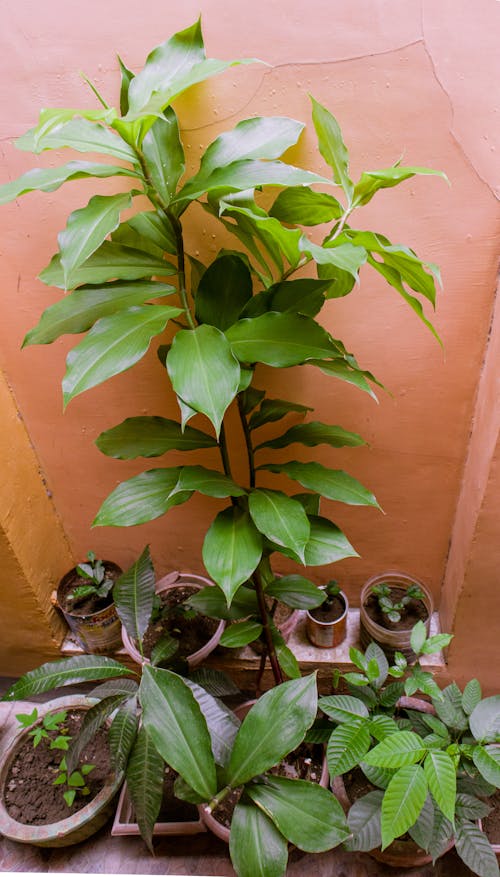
[363,586,428,632]
[157,766,200,823]
[4,710,112,825]
[212,742,325,829]
[309,594,345,623]
[483,791,500,844]
[57,562,121,616]
[142,586,218,660]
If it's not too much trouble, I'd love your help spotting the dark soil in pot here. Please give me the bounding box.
[309,594,345,623]
[363,587,428,632]
[4,711,111,826]
[157,766,200,823]
[482,791,500,845]
[142,585,219,660]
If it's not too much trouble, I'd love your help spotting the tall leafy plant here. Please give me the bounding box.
[0,18,446,682]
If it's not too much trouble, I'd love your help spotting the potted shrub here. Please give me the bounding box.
[305,579,348,648]
[359,571,433,662]
[54,551,123,653]
[0,18,446,688]
[0,694,124,847]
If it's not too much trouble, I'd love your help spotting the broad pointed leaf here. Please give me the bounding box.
[363,731,427,769]
[113,545,155,645]
[139,665,217,800]
[183,680,240,768]
[473,746,500,787]
[1,656,134,701]
[265,277,333,317]
[187,584,258,622]
[249,397,312,430]
[96,416,217,458]
[344,789,384,852]
[327,719,371,777]
[142,108,185,204]
[195,254,253,330]
[381,764,428,849]
[310,96,353,201]
[463,679,482,715]
[58,192,133,288]
[256,421,364,451]
[360,762,396,789]
[423,750,456,822]
[248,489,310,562]
[0,161,138,205]
[470,696,500,742]
[353,165,448,207]
[202,507,262,604]
[407,793,435,850]
[318,694,369,724]
[304,515,359,565]
[229,799,288,877]
[174,466,245,498]
[226,674,317,786]
[455,820,500,877]
[199,116,305,176]
[275,641,301,680]
[24,281,176,346]
[18,117,137,163]
[270,186,343,225]
[310,358,378,399]
[248,776,348,852]
[39,242,176,289]
[226,312,340,367]
[63,305,182,405]
[266,575,325,610]
[126,726,164,854]
[167,325,240,437]
[112,210,177,256]
[188,668,240,698]
[300,236,367,280]
[93,467,192,527]
[261,461,380,508]
[108,698,139,771]
[220,620,263,648]
[434,683,469,731]
[221,205,302,271]
[66,694,127,775]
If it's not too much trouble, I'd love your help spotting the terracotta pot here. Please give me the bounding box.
[0,695,123,847]
[199,699,329,843]
[359,571,433,663]
[111,775,206,837]
[305,590,348,648]
[121,571,225,668]
[54,560,123,654]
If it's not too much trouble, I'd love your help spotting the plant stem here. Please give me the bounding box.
[237,396,256,489]
[206,785,232,814]
[218,422,233,481]
[253,566,283,685]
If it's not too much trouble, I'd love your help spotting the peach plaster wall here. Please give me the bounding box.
[0,1,498,621]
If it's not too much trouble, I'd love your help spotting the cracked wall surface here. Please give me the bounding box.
[0,0,499,673]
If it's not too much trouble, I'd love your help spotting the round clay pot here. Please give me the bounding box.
[199,699,329,843]
[0,695,123,847]
[359,571,433,663]
[305,590,348,649]
[54,561,123,654]
[121,571,225,668]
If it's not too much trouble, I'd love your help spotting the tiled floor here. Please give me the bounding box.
[0,685,474,875]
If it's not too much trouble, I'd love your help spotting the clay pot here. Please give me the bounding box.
[112,773,206,837]
[54,560,123,654]
[305,590,348,648]
[121,571,225,668]
[359,571,433,662]
[199,699,329,843]
[0,695,123,847]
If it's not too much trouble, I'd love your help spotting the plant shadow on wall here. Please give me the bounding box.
[0,16,450,877]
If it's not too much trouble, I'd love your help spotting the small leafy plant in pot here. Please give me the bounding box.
[359,570,434,662]
[0,18,447,691]
[55,551,123,653]
[305,579,348,648]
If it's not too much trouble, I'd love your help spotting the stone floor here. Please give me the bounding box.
[0,682,474,876]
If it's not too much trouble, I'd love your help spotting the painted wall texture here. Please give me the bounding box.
[0,0,498,678]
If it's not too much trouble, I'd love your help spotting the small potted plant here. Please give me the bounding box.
[305,579,348,648]
[54,551,123,653]
[359,570,433,661]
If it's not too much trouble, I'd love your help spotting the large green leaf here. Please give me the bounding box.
[183,680,240,768]
[66,694,128,776]
[126,726,164,854]
[220,620,264,648]
[142,108,185,204]
[112,210,177,256]
[352,165,448,208]
[139,665,217,800]
[248,489,310,563]
[199,116,305,176]
[434,682,469,732]
[39,242,176,289]
[226,312,340,367]
[173,466,245,498]
[319,694,369,724]
[462,679,482,716]
[407,793,435,850]
[187,584,258,621]
[17,117,137,164]
[195,254,253,330]
[256,421,365,451]
[93,467,192,527]
[248,776,348,852]
[1,656,134,701]
[470,696,500,742]
[261,277,333,318]
[265,575,325,610]
[473,745,500,787]
[260,461,380,508]
[63,305,182,405]
[226,674,317,786]
[221,205,302,272]
[363,731,427,769]
[0,161,139,205]
[202,507,262,605]
[423,750,456,822]
[368,256,441,343]
[96,416,217,458]
[58,192,133,288]
[229,799,288,877]
[270,186,343,226]
[24,280,175,346]
[310,358,378,399]
[304,515,359,565]
[326,719,371,777]
[108,698,139,771]
[300,236,367,281]
[113,545,155,645]
[344,789,384,852]
[167,325,240,437]
[381,764,428,849]
[310,96,353,201]
[455,820,500,877]
[249,397,313,430]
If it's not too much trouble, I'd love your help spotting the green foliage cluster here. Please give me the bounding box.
[372,582,425,624]
[68,551,115,605]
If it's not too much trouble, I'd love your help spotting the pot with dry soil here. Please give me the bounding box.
[0,695,123,847]
[359,571,433,662]
[54,554,123,654]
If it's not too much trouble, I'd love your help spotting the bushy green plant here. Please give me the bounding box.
[67,551,115,606]
[371,581,425,624]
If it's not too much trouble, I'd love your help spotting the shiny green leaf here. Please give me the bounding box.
[470,696,500,742]
[352,165,448,208]
[0,161,138,205]
[310,96,353,201]
[96,416,217,458]
[318,694,369,724]
[363,731,427,769]
[113,545,155,645]
[304,515,358,565]
[202,507,262,605]
[300,236,367,280]
[18,117,137,164]
[93,467,191,527]
[473,746,500,787]
[195,254,253,330]
[108,698,139,772]
[1,656,134,701]
[126,727,164,854]
[229,799,288,877]
[270,186,343,225]
[327,719,371,777]
[183,679,240,768]
[39,242,176,289]
[256,421,364,451]
[260,460,380,508]
[249,397,312,430]
[199,116,305,176]
[220,620,263,648]
[226,312,340,367]
[423,750,456,822]
[462,679,482,715]
[112,210,177,256]
[142,108,185,204]
[266,575,325,610]
[248,489,310,562]
[381,764,428,849]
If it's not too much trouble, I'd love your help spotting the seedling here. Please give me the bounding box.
[371,582,424,623]
[322,580,343,608]
[68,550,114,604]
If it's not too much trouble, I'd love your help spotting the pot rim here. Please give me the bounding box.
[56,560,122,622]
[360,571,433,642]
[305,589,349,626]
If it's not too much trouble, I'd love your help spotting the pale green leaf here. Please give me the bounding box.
[381,764,428,849]
[202,507,262,605]
[326,719,371,777]
[310,95,353,200]
[248,489,310,562]
[0,161,138,205]
[423,750,456,822]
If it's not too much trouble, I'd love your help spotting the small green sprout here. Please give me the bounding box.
[69,550,114,604]
[372,582,424,623]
